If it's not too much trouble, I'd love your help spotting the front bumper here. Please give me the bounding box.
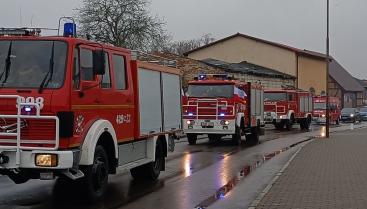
[183,119,236,135]
[315,117,326,124]
[264,112,287,124]
[0,149,77,169]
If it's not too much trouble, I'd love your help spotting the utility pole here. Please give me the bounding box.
[326,0,330,138]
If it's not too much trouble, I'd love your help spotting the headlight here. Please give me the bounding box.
[350,114,354,117]
[35,154,58,167]
[322,114,326,118]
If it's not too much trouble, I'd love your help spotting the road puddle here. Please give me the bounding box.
[194,139,312,209]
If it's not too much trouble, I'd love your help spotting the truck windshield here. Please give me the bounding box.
[188,84,234,98]
[264,92,287,101]
[314,102,326,110]
[0,40,67,89]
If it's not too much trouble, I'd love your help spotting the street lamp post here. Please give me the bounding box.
[326,0,330,138]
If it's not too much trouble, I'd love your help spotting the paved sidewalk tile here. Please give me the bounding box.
[256,128,367,209]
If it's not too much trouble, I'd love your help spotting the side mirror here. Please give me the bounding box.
[93,50,105,75]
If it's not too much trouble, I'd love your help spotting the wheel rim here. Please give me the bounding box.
[92,156,108,192]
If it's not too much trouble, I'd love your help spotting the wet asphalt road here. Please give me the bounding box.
[0,124,338,209]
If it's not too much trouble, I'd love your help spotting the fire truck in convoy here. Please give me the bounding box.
[182,75,264,146]
[264,87,313,130]
[0,23,182,200]
[313,96,341,124]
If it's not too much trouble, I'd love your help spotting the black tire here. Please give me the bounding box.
[275,122,284,130]
[303,116,311,130]
[187,134,197,145]
[300,119,305,130]
[245,127,259,146]
[285,119,292,131]
[208,134,221,143]
[231,126,241,146]
[130,140,163,181]
[336,118,340,125]
[79,145,109,201]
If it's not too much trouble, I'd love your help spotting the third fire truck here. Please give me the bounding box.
[313,96,341,124]
[264,87,313,130]
[183,75,264,146]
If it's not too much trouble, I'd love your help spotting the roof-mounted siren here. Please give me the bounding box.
[58,17,77,38]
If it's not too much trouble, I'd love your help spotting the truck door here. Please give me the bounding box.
[70,47,102,135]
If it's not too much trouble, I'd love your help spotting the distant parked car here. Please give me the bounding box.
[341,108,362,123]
[359,107,367,121]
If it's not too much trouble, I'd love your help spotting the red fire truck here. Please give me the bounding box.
[182,75,264,146]
[0,26,182,200]
[313,96,341,124]
[264,88,313,130]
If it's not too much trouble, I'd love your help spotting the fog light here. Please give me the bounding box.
[225,121,230,125]
[35,154,58,167]
[322,114,326,118]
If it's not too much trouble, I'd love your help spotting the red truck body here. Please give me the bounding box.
[313,96,341,124]
[0,32,181,199]
[264,88,313,130]
[182,75,264,145]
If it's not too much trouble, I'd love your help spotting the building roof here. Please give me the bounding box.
[329,59,364,92]
[184,33,328,60]
[355,78,367,88]
[201,58,296,79]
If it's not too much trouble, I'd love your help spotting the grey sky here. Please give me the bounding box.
[0,0,366,78]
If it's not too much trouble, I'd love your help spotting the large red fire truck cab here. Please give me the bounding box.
[264,88,313,130]
[183,75,264,146]
[313,96,341,124]
[0,28,182,200]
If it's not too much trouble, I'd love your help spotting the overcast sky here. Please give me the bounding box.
[0,0,366,78]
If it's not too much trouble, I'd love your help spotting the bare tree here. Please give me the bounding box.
[76,0,169,52]
[164,34,216,55]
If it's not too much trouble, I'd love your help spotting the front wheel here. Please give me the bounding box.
[130,140,163,181]
[231,126,241,146]
[80,145,109,201]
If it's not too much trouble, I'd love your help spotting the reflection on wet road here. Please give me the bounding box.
[0,124,336,209]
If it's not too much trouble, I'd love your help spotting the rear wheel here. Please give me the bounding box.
[245,127,259,146]
[130,140,163,181]
[187,134,197,145]
[231,126,241,146]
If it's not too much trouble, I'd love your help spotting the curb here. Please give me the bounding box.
[247,138,314,209]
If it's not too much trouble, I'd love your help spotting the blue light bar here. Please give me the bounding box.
[63,23,76,37]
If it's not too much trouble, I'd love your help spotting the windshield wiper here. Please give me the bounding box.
[0,41,13,87]
[39,41,55,93]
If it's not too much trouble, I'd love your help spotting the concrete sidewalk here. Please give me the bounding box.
[254,127,367,209]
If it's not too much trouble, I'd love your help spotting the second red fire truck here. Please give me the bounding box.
[264,87,313,130]
[182,75,264,146]
[313,96,341,124]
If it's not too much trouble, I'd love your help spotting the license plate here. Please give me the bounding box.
[201,122,214,127]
